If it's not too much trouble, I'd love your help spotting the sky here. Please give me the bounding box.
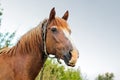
[0,0,120,80]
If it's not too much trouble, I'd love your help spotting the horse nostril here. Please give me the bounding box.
[69,50,72,59]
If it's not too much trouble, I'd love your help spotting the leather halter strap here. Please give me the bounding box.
[41,19,48,57]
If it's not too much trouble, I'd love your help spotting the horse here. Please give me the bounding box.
[0,8,79,80]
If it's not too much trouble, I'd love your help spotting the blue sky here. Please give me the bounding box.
[1,0,120,79]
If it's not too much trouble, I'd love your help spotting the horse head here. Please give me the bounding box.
[45,8,79,67]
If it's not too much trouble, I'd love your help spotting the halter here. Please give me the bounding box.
[41,19,48,57]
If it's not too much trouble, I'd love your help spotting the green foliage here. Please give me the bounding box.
[0,3,3,26]
[0,11,2,16]
[0,32,15,49]
[96,72,114,80]
[36,59,82,80]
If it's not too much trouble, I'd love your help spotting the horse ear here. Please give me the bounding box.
[62,10,69,21]
[49,7,56,22]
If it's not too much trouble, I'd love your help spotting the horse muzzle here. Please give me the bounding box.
[63,49,79,67]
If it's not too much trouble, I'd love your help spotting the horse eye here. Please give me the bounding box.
[51,27,57,32]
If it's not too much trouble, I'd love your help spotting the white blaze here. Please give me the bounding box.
[62,29,76,48]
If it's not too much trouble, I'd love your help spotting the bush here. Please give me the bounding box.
[36,58,82,80]
[96,72,114,80]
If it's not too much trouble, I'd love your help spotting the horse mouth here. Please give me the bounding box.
[63,52,75,67]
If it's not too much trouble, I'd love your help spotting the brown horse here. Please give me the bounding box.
[0,8,79,80]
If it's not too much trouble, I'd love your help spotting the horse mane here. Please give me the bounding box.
[0,17,69,56]
[0,19,48,56]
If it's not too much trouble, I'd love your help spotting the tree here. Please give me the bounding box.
[0,3,3,26]
[0,32,15,49]
[96,72,114,80]
[0,3,15,49]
